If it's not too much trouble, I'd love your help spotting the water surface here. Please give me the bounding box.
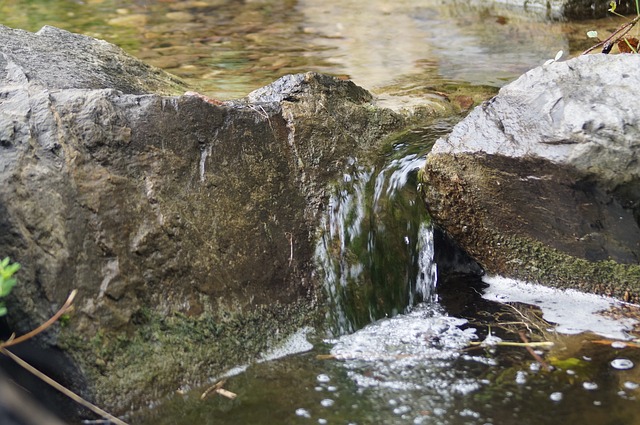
[0,0,629,98]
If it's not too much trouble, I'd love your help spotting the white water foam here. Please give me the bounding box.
[482,275,638,340]
[213,326,314,381]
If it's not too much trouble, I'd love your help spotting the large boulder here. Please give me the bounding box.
[0,25,454,415]
[422,53,640,302]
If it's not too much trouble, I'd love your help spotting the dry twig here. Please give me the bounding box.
[519,330,553,371]
[201,379,237,400]
[583,15,640,54]
[0,290,129,425]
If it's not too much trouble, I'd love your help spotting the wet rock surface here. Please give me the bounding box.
[0,25,432,415]
[422,54,640,302]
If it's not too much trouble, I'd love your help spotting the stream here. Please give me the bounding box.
[2,1,640,424]
[131,119,640,425]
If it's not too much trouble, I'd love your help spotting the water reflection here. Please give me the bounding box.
[0,0,628,98]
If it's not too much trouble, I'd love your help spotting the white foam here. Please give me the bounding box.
[259,326,314,362]
[213,326,313,381]
[482,275,638,340]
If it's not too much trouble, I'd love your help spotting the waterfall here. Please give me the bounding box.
[315,135,440,336]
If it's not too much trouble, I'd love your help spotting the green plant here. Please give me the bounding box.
[584,1,640,55]
[0,257,20,317]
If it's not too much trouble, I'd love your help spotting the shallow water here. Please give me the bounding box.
[3,2,640,424]
[0,0,631,98]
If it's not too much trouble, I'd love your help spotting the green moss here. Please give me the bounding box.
[482,230,640,302]
[59,299,320,414]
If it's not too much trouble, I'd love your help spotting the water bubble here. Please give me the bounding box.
[593,400,602,406]
[566,369,576,376]
[433,408,446,416]
[611,358,634,370]
[317,374,331,383]
[515,371,527,385]
[459,409,480,418]
[318,419,327,424]
[320,399,335,408]
[611,341,627,349]
[327,386,337,392]
[583,382,599,391]
[623,381,639,390]
[296,408,311,418]
[550,392,563,402]
[393,405,411,415]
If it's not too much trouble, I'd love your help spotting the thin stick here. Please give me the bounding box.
[583,15,640,55]
[285,232,294,267]
[469,341,554,348]
[1,290,77,349]
[0,347,129,425]
[201,379,237,400]
[519,330,553,372]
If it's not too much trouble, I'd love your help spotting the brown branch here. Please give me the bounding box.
[519,330,553,372]
[1,290,77,349]
[583,15,640,55]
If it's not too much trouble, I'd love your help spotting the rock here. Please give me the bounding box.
[422,54,640,302]
[0,25,185,95]
[0,24,435,416]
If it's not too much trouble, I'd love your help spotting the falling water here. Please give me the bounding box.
[315,125,446,336]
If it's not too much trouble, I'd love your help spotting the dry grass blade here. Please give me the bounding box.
[0,347,129,425]
[0,289,129,425]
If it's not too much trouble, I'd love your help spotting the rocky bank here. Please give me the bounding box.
[0,24,455,416]
[422,53,640,302]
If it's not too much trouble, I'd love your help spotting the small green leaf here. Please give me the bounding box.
[0,277,16,297]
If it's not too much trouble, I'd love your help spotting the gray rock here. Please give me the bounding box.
[0,25,185,94]
[0,25,439,415]
[423,54,640,301]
